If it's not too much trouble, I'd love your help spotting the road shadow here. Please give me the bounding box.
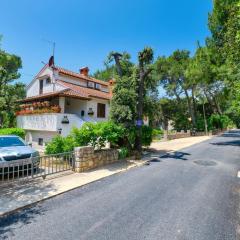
[220,133,240,138]
[211,140,240,147]
[0,204,46,239]
[160,151,191,161]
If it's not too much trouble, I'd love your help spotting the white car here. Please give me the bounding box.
[0,135,40,178]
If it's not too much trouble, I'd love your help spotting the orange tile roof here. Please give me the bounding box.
[57,80,111,100]
[18,89,91,102]
[55,66,109,86]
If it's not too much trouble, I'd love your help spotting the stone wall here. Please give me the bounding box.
[167,131,191,140]
[74,146,119,172]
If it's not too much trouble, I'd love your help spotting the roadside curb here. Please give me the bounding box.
[0,160,147,218]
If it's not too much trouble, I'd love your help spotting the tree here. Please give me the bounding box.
[0,43,22,94]
[0,36,24,127]
[93,52,133,81]
[135,47,154,152]
[108,48,157,153]
[0,83,26,127]
[155,50,198,128]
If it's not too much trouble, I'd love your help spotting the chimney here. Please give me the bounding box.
[80,67,89,76]
[108,79,116,96]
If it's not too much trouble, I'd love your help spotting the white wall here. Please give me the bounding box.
[27,67,55,97]
[25,130,58,152]
[64,98,88,117]
[86,98,110,122]
[58,74,87,87]
[17,114,58,131]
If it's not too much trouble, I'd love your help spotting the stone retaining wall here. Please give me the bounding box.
[74,146,119,172]
[167,131,191,140]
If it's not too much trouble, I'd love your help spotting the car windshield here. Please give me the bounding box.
[0,137,26,147]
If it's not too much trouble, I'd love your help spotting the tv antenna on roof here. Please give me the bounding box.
[42,38,56,58]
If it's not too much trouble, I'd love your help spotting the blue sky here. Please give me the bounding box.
[1,0,212,84]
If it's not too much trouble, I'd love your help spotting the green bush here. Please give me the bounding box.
[118,147,129,159]
[71,121,125,150]
[152,128,163,139]
[45,122,153,154]
[209,114,234,130]
[95,121,125,148]
[123,126,153,148]
[71,122,97,147]
[142,126,153,146]
[45,135,75,154]
[0,128,25,139]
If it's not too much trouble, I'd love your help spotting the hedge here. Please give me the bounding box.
[0,128,25,139]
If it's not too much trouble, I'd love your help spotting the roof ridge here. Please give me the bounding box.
[57,79,111,100]
[55,66,109,86]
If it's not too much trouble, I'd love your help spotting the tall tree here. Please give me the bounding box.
[0,36,24,127]
[109,48,156,153]
[0,83,25,127]
[135,47,154,152]
[156,50,197,128]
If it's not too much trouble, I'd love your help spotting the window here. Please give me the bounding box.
[95,83,101,90]
[97,103,106,118]
[38,138,43,146]
[87,81,94,88]
[39,80,43,94]
[46,78,51,84]
[0,137,25,147]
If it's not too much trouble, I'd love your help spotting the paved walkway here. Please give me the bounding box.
[0,135,212,216]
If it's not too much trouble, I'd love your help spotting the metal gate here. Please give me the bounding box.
[0,152,75,184]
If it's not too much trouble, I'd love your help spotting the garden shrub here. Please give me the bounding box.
[125,126,153,148]
[209,114,234,130]
[118,147,129,159]
[71,122,97,147]
[45,121,153,154]
[0,128,25,139]
[142,126,153,146]
[45,135,75,154]
[95,121,125,148]
[71,121,125,150]
[152,128,163,139]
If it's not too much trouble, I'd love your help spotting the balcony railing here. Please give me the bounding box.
[17,113,85,136]
[16,102,61,116]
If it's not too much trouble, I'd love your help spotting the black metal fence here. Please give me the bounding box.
[0,152,75,184]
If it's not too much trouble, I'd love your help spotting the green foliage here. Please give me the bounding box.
[110,74,137,125]
[71,122,97,147]
[0,128,25,138]
[118,147,129,159]
[209,114,234,130]
[94,121,125,148]
[71,121,125,150]
[141,126,153,146]
[152,129,163,139]
[45,135,75,154]
[0,83,26,127]
[0,37,24,127]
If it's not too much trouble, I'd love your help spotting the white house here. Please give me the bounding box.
[17,57,114,150]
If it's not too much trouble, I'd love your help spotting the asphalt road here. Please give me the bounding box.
[1,130,240,240]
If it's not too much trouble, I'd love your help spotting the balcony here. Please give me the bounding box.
[17,113,86,136]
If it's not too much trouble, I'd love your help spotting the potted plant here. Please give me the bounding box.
[88,108,94,116]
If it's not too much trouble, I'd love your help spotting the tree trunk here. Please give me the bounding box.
[204,89,217,113]
[184,89,196,128]
[134,71,144,153]
[212,95,222,115]
[191,87,197,122]
[173,89,181,103]
[112,53,123,77]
